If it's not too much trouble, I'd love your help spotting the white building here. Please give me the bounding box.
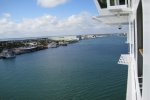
[49,36,79,41]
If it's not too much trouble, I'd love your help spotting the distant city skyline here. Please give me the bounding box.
[0,0,127,38]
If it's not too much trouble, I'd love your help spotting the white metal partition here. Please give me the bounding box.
[142,0,150,100]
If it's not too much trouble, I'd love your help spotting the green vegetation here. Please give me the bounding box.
[0,42,25,50]
[38,40,49,46]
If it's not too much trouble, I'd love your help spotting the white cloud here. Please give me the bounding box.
[37,0,69,8]
[0,12,128,38]
[3,13,11,17]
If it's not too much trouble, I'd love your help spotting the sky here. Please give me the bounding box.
[0,0,127,38]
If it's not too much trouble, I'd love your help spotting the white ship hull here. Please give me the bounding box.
[93,0,150,100]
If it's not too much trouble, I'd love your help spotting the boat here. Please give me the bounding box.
[93,0,149,100]
[2,49,16,59]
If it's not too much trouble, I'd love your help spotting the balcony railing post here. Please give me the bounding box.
[125,0,128,5]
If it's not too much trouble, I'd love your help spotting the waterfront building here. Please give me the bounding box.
[48,36,79,41]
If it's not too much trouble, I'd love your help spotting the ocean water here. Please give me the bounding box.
[0,36,128,100]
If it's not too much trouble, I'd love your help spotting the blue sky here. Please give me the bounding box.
[0,0,126,38]
[0,0,98,21]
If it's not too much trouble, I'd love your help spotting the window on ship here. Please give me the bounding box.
[119,0,125,5]
[136,0,143,95]
[98,0,107,8]
[110,0,115,6]
[109,0,126,6]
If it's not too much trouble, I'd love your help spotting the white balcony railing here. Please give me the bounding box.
[118,54,130,65]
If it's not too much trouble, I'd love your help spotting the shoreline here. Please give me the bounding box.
[0,40,79,59]
[0,34,126,59]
